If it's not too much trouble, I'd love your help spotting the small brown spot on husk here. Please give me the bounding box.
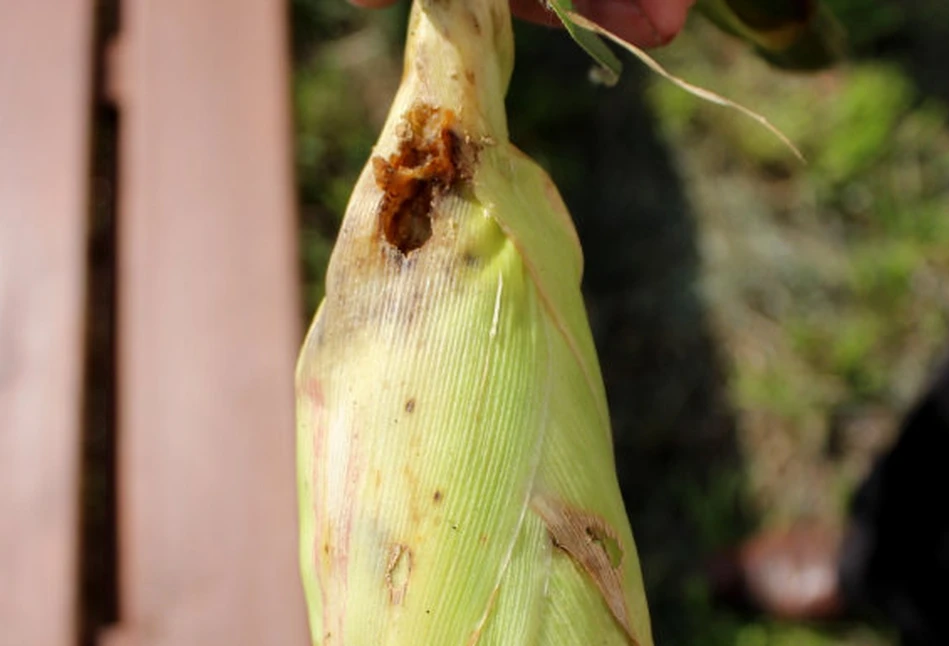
[433,490,442,503]
[531,494,640,645]
[385,544,412,605]
[405,398,416,413]
[467,9,482,34]
[371,104,476,255]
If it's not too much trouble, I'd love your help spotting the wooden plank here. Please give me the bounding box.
[0,2,95,645]
[112,0,309,644]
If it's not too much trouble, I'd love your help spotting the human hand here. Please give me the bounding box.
[349,0,695,48]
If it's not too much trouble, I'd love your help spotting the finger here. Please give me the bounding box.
[634,0,694,44]
[511,0,693,48]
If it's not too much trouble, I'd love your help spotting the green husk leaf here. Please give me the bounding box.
[297,182,552,643]
[567,11,805,162]
[546,0,622,86]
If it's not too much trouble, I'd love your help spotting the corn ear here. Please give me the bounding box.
[296,0,653,644]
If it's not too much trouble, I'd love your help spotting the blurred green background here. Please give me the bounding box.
[290,1,949,644]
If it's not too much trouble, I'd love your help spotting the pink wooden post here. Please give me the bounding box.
[0,2,95,645]
[108,0,309,643]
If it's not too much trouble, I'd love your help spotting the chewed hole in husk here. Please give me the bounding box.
[372,104,472,255]
[385,543,412,605]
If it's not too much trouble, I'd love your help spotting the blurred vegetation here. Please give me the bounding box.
[290,1,949,645]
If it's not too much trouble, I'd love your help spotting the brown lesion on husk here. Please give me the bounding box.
[372,103,476,255]
[532,494,641,646]
[467,8,482,35]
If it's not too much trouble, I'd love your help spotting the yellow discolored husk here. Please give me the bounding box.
[296,0,654,643]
